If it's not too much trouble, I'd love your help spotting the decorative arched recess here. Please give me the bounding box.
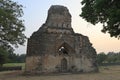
[57,42,75,55]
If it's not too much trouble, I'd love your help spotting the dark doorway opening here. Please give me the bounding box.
[61,58,67,72]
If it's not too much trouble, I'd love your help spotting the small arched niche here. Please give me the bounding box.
[57,42,75,56]
[59,46,68,55]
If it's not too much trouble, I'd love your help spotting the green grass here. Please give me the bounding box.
[3,63,25,70]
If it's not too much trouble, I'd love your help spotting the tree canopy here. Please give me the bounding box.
[97,52,107,65]
[0,0,26,53]
[80,0,120,38]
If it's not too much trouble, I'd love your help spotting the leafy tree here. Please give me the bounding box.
[18,54,26,62]
[0,47,9,67]
[106,52,119,63]
[8,52,17,63]
[116,52,120,62]
[16,54,26,63]
[80,0,120,38]
[8,53,26,63]
[97,52,107,65]
[0,0,26,52]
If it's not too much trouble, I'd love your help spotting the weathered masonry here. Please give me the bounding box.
[25,5,98,74]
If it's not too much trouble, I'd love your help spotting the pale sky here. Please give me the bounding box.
[14,0,120,54]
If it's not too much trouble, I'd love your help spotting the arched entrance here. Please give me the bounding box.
[61,58,67,72]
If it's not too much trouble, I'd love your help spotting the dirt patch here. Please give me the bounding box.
[0,65,120,80]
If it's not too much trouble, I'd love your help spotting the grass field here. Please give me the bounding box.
[3,63,25,70]
[0,64,120,80]
[3,63,25,67]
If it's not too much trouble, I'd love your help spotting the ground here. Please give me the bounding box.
[0,65,120,80]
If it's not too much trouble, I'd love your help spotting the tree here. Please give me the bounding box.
[80,0,120,38]
[106,52,119,63]
[97,52,107,65]
[7,53,26,63]
[7,52,17,63]
[17,54,26,63]
[0,47,9,67]
[0,0,26,52]
[116,52,120,62]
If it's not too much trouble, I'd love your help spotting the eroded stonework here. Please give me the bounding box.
[25,5,98,74]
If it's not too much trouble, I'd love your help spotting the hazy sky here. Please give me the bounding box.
[14,0,120,54]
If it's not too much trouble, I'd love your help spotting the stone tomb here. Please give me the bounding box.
[25,5,98,74]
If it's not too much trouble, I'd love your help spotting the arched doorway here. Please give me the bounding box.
[61,58,67,72]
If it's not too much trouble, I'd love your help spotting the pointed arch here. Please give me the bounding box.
[57,42,75,53]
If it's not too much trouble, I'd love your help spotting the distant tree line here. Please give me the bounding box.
[0,50,26,67]
[8,53,26,63]
[97,52,120,65]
